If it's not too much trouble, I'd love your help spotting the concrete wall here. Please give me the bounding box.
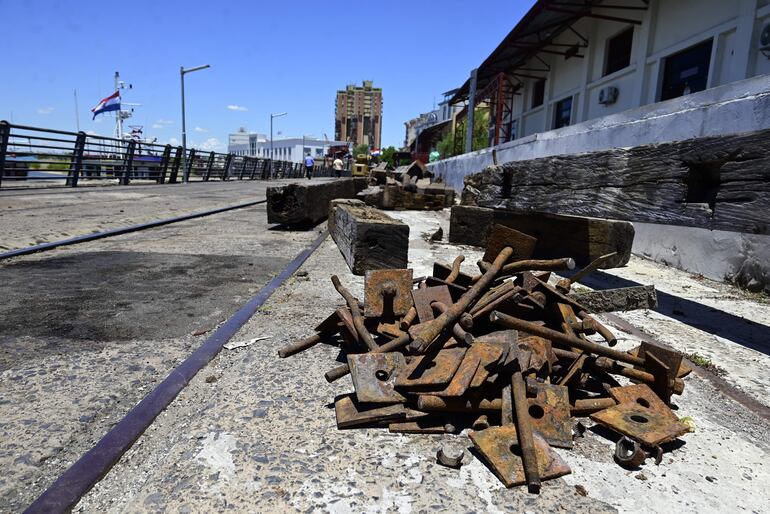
[428,74,770,292]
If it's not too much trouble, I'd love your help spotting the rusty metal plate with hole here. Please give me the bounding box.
[412,285,454,323]
[395,348,467,388]
[526,382,573,449]
[483,224,538,264]
[348,353,407,403]
[609,384,678,422]
[334,394,405,429]
[590,403,689,446]
[469,425,571,488]
[364,269,414,318]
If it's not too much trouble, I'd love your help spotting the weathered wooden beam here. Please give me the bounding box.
[569,285,657,312]
[449,205,633,268]
[464,129,770,235]
[329,199,409,275]
[267,178,367,226]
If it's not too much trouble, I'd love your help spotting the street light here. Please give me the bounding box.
[270,111,287,179]
[180,64,211,183]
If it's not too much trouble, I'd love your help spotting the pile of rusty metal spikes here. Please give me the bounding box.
[278,228,692,492]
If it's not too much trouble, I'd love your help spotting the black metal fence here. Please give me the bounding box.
[0,121,343,189]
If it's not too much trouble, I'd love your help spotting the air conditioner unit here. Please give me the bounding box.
[760,22,770,55]
[598,86,619,105]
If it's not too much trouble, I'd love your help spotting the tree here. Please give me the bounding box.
[436,131,455,159]
[380,146,397,167]
[471,107,490,152]
[353,143,369,157]
[436,106,490,159]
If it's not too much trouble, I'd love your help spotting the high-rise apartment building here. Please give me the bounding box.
[334,80,382,150]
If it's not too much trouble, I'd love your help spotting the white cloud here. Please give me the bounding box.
[86,130,98,135]
[167,137,179,146]
[37,106,55,115]
[156,118,173,125]
[198,137,225,152]
[152,123,164,129]
[194,126,208,133]
[226,104,248,112]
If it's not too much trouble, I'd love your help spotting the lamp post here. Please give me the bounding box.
[270,112,287,179]
[180,64,210,183]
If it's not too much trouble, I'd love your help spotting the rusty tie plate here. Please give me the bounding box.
[590,403,689,446]
[469,425,571,488]
[334,394,405,429]
[525,381,574,449]
[608,383,679,422]
[395,348,467,388]
[363,269,414,318]
[411,285,454,323]
[348,353,407,403]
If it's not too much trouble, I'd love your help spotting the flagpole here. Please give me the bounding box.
[74,90,80,132]
[114,71,122,140]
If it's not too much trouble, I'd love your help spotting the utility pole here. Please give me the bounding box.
[270,112,287,178]
[465,68,478,154]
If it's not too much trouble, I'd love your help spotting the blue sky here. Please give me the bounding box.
[0,0,535,150]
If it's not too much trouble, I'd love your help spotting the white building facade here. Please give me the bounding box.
[227,133,349,163]
[451,0,770,143]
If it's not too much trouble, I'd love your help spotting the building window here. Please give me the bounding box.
[553,96,572,129]
[531,79,546,108]
[604,27,634,76]
[660,38,713,101]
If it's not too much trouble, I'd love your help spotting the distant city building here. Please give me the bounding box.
[228,127,251,148]
[335,80,382,149]
[227,132,349,163]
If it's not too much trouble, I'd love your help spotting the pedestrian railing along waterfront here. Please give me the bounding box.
[0,121,342,189]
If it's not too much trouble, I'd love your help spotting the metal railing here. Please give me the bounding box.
[0,121,344,189]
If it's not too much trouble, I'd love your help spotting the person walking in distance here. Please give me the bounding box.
[304,153,314,180]
[333,155,344,178]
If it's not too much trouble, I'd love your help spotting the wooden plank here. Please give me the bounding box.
[266,178,367,226]
[464,129,770,234]
[569,285,658,312]
[449,205,633,268]
[329,199,409,275]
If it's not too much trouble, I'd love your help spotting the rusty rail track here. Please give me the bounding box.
[0,199,267,261]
